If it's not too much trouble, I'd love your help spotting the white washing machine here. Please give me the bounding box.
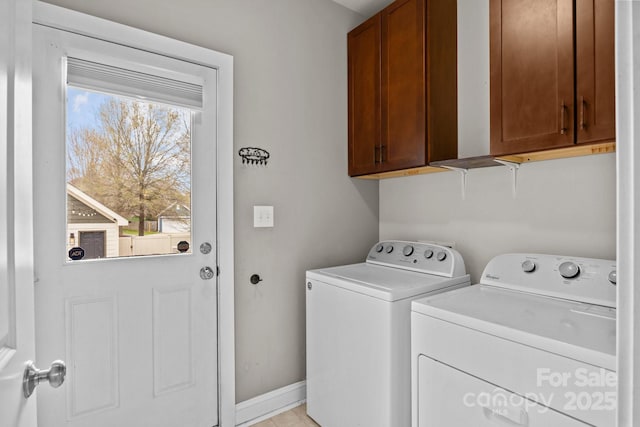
[411,253,617,427]
[306,240,470,427]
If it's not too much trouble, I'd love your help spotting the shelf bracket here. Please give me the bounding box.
[441,166,468,200]
[494,159,521,197]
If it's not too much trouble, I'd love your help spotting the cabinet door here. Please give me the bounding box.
[380,0,426,172]
[348,15,381,176]
[576,0,615,144]
[490,0,575,155]
[426,0,458,162]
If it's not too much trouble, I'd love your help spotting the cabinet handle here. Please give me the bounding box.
[380,145,386,163]
[374,146,380,164]
[580,96,587,130]
[560,101,568,135]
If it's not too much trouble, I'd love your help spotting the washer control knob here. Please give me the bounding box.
[608,270,617,285]
[375,244,384,253]
[521,260,536,273]
[403,245,414,256]
[385,245,394,254]
[424,249,434,259]
[436,251,447,262]
[559,261,580,279]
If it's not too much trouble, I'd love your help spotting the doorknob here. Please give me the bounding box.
[23,360,66,398]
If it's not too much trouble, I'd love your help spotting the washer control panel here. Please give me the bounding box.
[482,253,616,308]
[367,241,466,278]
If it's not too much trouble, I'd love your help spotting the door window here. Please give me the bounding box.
[64,58,199,261]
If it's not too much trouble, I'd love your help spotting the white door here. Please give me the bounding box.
[0,0,39,426]
[32,24,219,427]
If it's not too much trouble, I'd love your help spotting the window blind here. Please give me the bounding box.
[66,57,203,109]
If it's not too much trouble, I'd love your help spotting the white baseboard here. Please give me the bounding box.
[235,380,307,426]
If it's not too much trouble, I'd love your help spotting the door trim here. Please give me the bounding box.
[616,2,639,426]
[32,2,236,425]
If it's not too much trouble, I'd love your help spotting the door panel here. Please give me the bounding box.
[33,24,218,427]
[381,0,425,171]
[66,296,118,418]
[348,14,381,176]
[490,0,575,155]
[575,0,615,144]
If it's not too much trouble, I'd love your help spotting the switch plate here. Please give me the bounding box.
[254,206,274,227]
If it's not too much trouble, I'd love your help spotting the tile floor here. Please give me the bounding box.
[251,404,319,427]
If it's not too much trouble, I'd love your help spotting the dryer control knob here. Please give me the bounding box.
[608,270,617,285]
[522,260,536,273]
[424,249,434,259]
[375,244,384,253]
[403,245,414,256]
[385,245,394,254]
[436,251,447,262]
[559,261,580,279]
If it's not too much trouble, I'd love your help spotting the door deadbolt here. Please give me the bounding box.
[200,266,215,280]
[200,242,212,254]
[23,360,66,398]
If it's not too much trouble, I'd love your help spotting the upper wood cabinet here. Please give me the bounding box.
[348,15,381,176]
[348,0,457,177]
[575,0,615,144]
[490,0,615,156]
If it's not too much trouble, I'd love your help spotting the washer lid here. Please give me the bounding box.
[412,285,616,370]
[307,263,469,302]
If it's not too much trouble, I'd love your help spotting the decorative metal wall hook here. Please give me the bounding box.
[239,147,270,165]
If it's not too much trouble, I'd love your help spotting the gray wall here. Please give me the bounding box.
[41,0,378,402]
[380,0,616,282]
[380,154,616,283]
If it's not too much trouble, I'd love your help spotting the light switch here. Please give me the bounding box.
[254,205,274,228]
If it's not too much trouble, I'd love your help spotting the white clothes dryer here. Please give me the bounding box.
[411,253,617,427]
[306,240,470,427]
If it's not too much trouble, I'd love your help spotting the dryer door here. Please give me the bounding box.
[417,355,590,427]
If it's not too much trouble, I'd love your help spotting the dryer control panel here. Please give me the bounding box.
[366,240,466,278]
[481,253,616,308]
